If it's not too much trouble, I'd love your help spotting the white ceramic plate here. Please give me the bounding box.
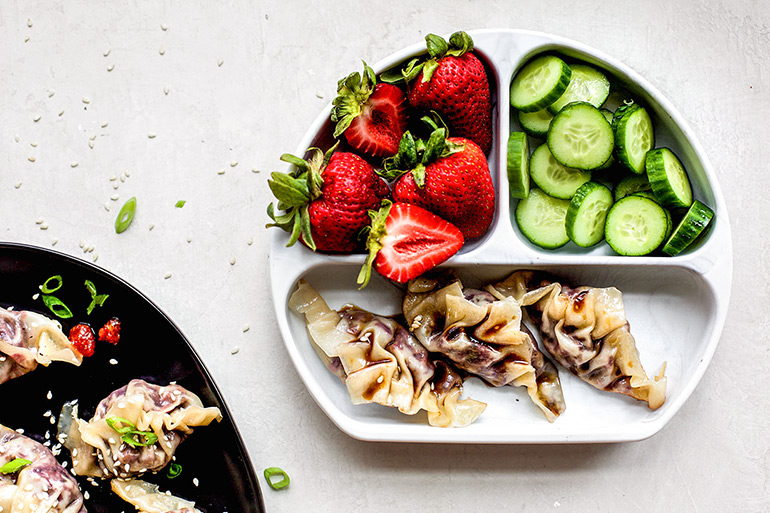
[269,29,732,443]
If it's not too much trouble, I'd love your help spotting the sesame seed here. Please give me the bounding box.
[252,168,260,173]
[71,162,78,168]
[15,428,23,434]
[103,48,110,57]
[84,491,89,500]
[120,175,126,183]
[30,142,38,147]
[247,237,253,246]
[88,140,94,149]
[147,133,156,138]
[217,169,226,175]
[104,203,110,211]
[79,240,84,248]
[49,416,55,424]
[59,110,64,116]
[164,87,169,95]
[93,254,98,263]
[27,18,32,27]
[82,97,90,104]
[14,182,22,189]
[164,273,172,279]
[36,218,44,224]
[111,194,119,201]
[48,90,55,98]
[230,161,238,167]
[51,238,57,246]
[24,36,30,43]
[109,358,118,365]
[101,122,108,128]
[107,64,114,72]
[14,136,19,142]
[231,346,240,355]
[243,325,250,332]
[193,478,199,487]
[229,257,236,265]
[149,223,155,230]
[124,171,131,177]
[159,46,165,55]
[40,223,48,230]
[89,134,97,141]
[117,402,125,408]
[33,114,41,122]
[28,156,36,162]
[186,236,192,243]
[47,390,52,399]
[217,59,224,67]
[315,91,324,99]
[112,183,119,190]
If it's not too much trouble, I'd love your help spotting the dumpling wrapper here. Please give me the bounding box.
[111,479,201,513]
[403,274,566,422]
[489,270,667,409]
[289,279,486,428]
[0,307,82,385]
[0,424,86,513]
[59,379,222,479]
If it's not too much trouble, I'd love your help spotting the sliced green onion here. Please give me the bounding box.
[42,295,73,319]
[166,462,182,479]
[0,458,32,474]
[121,431,158,448]
[84,279,97,297]
[263,467,290,490]
[175,200,186,208]
[106,416,137,434]
[41,275,63,294]
[115,196,137,234]
[84,280,109,315]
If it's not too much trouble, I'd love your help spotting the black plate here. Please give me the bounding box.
[0,242,264,513]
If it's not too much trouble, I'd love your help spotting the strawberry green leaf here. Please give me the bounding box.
[447,31,473,57]
[380,132,418,180]
[299,205,315,251]
[268,173,310,207]
[287,211,302,247]
[425,34,449,59]
[357,200,393,289]
[411,163,427,189]
[279,153,310,174]
[421,60,440,83]
[422,128,447,164]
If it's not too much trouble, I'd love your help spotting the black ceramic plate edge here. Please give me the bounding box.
[0,242,265,513]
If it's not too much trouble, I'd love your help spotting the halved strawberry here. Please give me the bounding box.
[331,62,407,157]
[357,201,464,288]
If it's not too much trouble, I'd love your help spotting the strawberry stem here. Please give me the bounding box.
[330,62,378,138]
[357,200,393,289]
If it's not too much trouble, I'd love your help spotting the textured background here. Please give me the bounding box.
[1,1,768,511]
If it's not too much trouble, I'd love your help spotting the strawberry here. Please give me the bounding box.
[380,127,494,239]
[383,31,492,154]
[267,145,390,253]
[331,62,408,157]
[357,201,463,288]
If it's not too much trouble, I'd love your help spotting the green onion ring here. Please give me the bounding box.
[121,431,158,448]
[166,462,182,479]
[0,458,32,474]
[42,295,73,319]
[175,200,186,208]
[263,467,290,490]
[106,416,137,434]
[41,275,63,294]
[115,197,137,234]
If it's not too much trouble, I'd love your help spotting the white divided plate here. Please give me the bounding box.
[269,29,732,443]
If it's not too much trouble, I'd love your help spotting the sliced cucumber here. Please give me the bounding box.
[600,108,614,123]
[515,188,570,249]
[662,200,714,256]
[547,64,611,114]
[645,147,693,208]
[529,143,591,199]
[518,108,553,137]
[613,103,654,174]
[614,174,652,201]
[605,195,669,256]
[547,102,614,170]
[566,182,613,247]
[510,56,572,113]
[507,131,530,199]
[593,109,616,170]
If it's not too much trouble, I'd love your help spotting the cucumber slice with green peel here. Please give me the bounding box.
[547,64,611,115]
[507,132,530,199]
[547,102,614,170]
[515,188,570,249]
[631,191,659,202]
[566,182,613,247]
[592,109,616,169]
[613,103,654,174]
[518,108,553,137]
[605,195,669,256]
[510,56,572,113]
[614,174,652,201]
[645,147,693,208]
[529,143,591,199]
[662,200,714,256]
[662,207,673,243]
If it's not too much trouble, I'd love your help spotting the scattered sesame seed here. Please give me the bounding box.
[164,273,172,279]
[89,134,97,141]
[231,346,241,355]
[49,416,55,425]
[82,97,90,104]
[30,142,38,147]
[252,168,260,173]
[124,171,131,177]
[110,175,118,181]
[71,162,78,168]
[27,18,32,27]
[186,236,192,243]
[217,169,226,175]
[101,122,108,128]
[107,64,114,72]
[51,238,58,246]
[243,325,250,332]
[161,23,168,31]
[47,390,52,400]
[33,114,41,122]
[59,110,64,116]
[28,156,36,162]
[32,293,40,300]
[84,491,90,500]
[104,203,110,212]
[315,91,324,99]
[48,90,55,97]
[88,140,94,149]
[14,182,22,189]
[109,358,118,365]
[164,86,169,95]
[15,428,23,434]
[113,183,119,190]
[40,223,48,230]
[149,223,155,230]
[217,59,224,67]
[159,46,165,55]
[93,254,98,263]
[103,49,111,57]
[79,240,85,248]
[111,194,119,201]
[36,218,44,225]
[120,174,126,182]
[193,478,199,487]
[247,237,253,246]
[24,36,30,43]
[230,161,238,167]
[230,257,236,265]
[14,136,19,142]
[147,133,156,139]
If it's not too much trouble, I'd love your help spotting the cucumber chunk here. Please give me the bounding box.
[529,143,591,199]
[511,56,572,113]
[605,195,669,256]
[614,174,652,201]
[645,147,693,208]
[566,182,613,247]
[547,64,611,115]
[518,108,553,137]
[662,200,714,256]
[547,102,614,170]
[507,132,530,199]
[613,103,654,174]
[515,188,570,249]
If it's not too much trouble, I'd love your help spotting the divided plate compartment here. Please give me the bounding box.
[269,29,732,443]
